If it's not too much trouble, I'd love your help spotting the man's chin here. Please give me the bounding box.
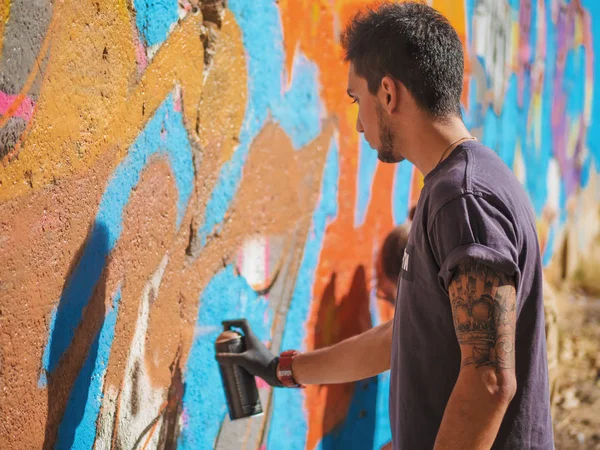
[377,152,404,164]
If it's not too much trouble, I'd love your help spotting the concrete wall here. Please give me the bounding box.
[0,0,598,449]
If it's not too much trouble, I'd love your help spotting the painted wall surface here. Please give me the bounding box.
[0,0,598,449]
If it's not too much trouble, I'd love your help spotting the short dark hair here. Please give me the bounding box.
[341,1,464,118]
[381,224,411,281]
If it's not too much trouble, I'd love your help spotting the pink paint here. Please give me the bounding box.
[517,0,532,107]
[0,92,35,122]
[236,245,244,274]
[255,376,270,390]
[180,0,192,13]
[132,23,148,74]
[174,94,182,112]
[550,0,593,197]
[181,407,189,426]
[264,237,269,299]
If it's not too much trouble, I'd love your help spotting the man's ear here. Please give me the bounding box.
[380,76,399,114]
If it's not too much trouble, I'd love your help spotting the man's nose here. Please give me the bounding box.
[356,115,364,133]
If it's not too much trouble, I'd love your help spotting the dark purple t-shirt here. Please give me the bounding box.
[390,141,554,449]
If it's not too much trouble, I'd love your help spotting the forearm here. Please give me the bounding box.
[290,320,393,385]
[434,367,516,450]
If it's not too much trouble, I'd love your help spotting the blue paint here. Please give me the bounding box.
[355,135,379,227]
[496,75,519,171]
[367,289,393,449]
[268,137,339,449]
[582,0,600,168]
[197,0,323,246]
[39,307,57,388]
[392,159,413,225]
[40,94,194,378]
[134,0,179,48]
[565,46,586,118]
[539,0,558,215]
[177,266,272,450]
[42,223,110,378]
[480,103,498,153]
[530,0,538,64]
[463,55,482,131]
[465,0,475,47]
[275,53,324,149]
[373,371,392,448]
[318,378,377,450]
[55,289,121,450]
[542,223,557,267]
[522,0,536,201]
[581,149,592,188]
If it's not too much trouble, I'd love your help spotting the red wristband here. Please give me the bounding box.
[277,350,305,388]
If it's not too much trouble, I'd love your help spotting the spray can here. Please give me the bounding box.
[215,327,263,420]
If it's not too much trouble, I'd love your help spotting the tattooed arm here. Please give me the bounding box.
[434,259,517,450]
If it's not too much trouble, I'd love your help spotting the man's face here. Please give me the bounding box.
[347,64,404,163]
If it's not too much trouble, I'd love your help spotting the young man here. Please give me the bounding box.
[217,3,554,449]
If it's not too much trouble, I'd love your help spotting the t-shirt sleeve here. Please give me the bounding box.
[429,194,520,292]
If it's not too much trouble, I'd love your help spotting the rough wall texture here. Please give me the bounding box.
[0,0,598,449]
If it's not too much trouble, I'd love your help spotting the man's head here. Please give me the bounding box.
[376,224,411,304]
[342,2,464,163]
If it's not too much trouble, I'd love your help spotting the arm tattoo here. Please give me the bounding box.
[448,260,517,370]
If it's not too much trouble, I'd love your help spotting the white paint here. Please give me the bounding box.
[94,254,170,450]
[472,0,514,113]
[547,158,561,214]
[237,236,269,291]
[513,142,526,186]
[193,324,221,339]
[94,385,118,450]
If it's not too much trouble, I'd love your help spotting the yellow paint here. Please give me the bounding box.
[585,79,593,120]
[430,0,471,106]
[575,15,584,46]
[197,11,248,163]
[512,21,520,71]
[0,0,9,52]
[567,119,581,160]
[311,2,321,38]
[532,92,543,150]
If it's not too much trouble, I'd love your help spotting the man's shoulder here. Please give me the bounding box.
[423,141,522,223]
[422,145,470,216]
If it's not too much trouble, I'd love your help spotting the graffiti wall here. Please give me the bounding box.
[0,0,598,449]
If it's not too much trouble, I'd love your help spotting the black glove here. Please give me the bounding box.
[215,318,283,387]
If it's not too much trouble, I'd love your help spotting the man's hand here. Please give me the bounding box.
[434,259,517,450]
[216,318,394,387]
[215,319,283,387]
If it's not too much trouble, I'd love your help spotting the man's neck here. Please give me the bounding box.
[402,116,472,177]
